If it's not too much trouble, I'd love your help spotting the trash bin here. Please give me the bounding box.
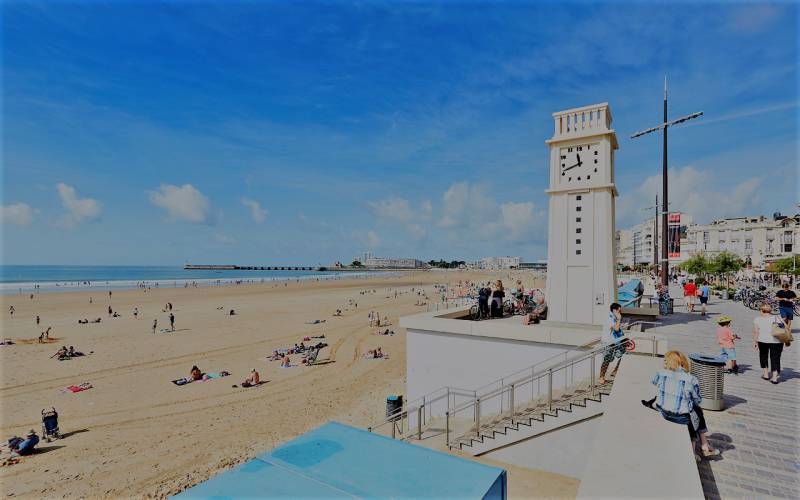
[386,395,403,421]
[688,353,725,411]
[667,298,674,314]
[722,289,730,300]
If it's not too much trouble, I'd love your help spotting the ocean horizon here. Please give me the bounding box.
[0,265,366,295]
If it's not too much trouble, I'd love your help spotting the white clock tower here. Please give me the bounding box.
[545,103,618,326]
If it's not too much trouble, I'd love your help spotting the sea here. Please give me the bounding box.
[0,265,370,295]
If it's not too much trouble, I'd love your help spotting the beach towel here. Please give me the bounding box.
[17,337,62,345]
[60,383,92,393]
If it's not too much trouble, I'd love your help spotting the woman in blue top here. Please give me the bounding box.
[646,351,720,458]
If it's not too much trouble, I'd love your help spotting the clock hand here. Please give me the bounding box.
[576,153,582,166]
[563,163,579,172]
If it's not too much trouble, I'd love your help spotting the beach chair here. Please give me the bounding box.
[41,408,59,441]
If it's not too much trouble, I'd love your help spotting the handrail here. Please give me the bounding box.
[368,333,663,439]
[448,339,627,416]
[367,339,595,434]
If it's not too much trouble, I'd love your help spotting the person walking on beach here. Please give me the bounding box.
[776,282,797,334]
[9,306,14,317]
[169,313,175,332]
[108,306,113,317]
[133,307,138,320]
[152,319,157,334]
[36,315,40,326]
[753,303,785,384]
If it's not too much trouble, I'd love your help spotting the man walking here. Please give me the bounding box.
[683,279,697,313]
[169,313,175,332]
[699,281,710,316]
[776,282,797,334]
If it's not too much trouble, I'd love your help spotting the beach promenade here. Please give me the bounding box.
[657,288,799,499]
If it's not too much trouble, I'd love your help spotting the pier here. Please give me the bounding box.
[185,264,319,271]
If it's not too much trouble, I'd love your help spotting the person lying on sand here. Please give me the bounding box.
[91,318,101,323]
[241,369,260,387]
[306,319,326,324]
[51,346,69,360]
[0,339,13,346]
[78,318,88,324]
[67,346,86,357]
[281,356,291,368]
[333,309,342,316]
[190,365,203,381]
[363,347,386,359]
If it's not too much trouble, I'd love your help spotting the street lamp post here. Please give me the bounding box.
[631,76,703,287]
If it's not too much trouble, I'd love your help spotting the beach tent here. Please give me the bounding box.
[176,421,507,499]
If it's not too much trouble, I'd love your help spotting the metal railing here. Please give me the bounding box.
[368,334,663,447]
[366,340,595,439]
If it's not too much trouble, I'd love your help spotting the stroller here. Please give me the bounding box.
[41,408,59,442]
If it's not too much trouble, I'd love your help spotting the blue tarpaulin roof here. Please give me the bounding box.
[177,421,507,499]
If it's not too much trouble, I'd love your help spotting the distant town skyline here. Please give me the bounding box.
[2,1,797,265]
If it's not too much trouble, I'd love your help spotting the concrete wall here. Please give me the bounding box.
[484,415,601,480]
[406,328,573,418]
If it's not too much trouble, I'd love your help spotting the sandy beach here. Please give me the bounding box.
[0,270,575,499]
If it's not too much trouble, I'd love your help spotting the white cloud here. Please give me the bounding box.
[214,233,236,245]
[148,183,210,223]
[366,230,381,248]
[369,196,427,240]
[617,166,763,228]
[1,203,34,226]
[241,198,268,223]
[501,202,543,242]
[420,200,433,220]
[56,183,101,227]
[438,182,546,244]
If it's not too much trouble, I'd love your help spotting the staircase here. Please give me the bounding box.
[451,379,615,455]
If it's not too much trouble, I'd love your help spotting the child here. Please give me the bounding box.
[716,315,740,374]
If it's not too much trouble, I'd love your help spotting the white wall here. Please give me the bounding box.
[406,329,573,418]
[484,415,601,480]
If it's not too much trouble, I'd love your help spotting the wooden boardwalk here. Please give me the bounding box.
[654,288,799,499]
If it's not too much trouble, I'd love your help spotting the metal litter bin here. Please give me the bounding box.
[386,395,403,421]
[689,353,725,411]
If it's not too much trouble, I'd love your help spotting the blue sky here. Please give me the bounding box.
[2,0,798,265]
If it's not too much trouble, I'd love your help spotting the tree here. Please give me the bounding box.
[351,260,364,267]
[770,255,800,275]
[682,253,711,277]
[709,251,744,276]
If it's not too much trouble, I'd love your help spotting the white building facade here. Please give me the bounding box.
[684,214,800,269]
[478,256,521,269]
[364,256,427,269]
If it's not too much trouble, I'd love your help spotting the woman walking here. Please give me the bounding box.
[753,303,785,384]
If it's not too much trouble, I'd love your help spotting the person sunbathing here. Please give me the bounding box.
[91,318,101,323]
[8,430,39,456]
[78,318,88,324]
[241,369,260,387]
[51,346,68,360]
[281,356,291,368]
[190,365,203,381]
[268,350,281,361]
[68,346,85,357]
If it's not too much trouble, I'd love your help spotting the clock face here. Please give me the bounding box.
[559,143,599,183]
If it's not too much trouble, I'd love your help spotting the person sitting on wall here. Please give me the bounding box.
[523,296,548,325]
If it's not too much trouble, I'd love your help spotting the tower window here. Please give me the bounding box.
[576,228,582,233]
[576,195,582,201]
[576,217,581,223]
[576,206,582,212]
[576,239,581,244]
[576,250,582,255]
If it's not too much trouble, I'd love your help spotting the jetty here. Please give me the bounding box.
[184,264,318,271]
